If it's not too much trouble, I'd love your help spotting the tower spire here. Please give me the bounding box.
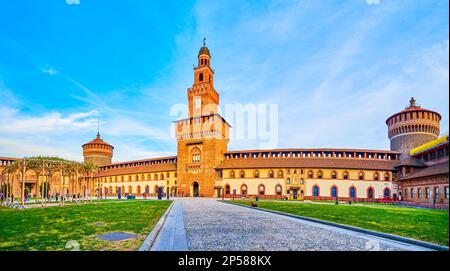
[97,118,100,138]
[203,37,206,47]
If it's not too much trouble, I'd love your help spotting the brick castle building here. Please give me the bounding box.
[1,43,448,206]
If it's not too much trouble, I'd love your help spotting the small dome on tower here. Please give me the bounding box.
[198,46,210,57]
[198,38,211,57]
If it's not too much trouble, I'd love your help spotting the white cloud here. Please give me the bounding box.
[42,67,57,75]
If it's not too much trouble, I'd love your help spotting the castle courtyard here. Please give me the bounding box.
[1,197,448,251]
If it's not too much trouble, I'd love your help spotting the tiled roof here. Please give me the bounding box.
[394,158,427,168]
[102,156,177,168]
[218,157,398,171]
[96,163,177,177]
[0,157,18,161]
[225,148,400,154]
[82,134,113,148]
[398,161,449,181]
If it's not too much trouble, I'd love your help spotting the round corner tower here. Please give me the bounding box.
[82,133,114,167]
[386,97,441,159]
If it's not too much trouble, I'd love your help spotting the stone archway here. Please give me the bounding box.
[192,182,199,197]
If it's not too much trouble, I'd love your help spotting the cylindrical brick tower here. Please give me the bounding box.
[386,97,441,159]
[82,133,114,167]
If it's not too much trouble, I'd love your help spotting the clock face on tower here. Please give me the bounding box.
[195,98,201,109]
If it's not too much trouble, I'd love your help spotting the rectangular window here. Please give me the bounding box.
[426,187,430,199]
[404,189,408,198]
[410,188,414,198]
[418,188,422,199]
[445,186,449,199]
[434,187,439,198]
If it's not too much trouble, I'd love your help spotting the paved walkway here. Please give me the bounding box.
[151,198,433,251]
[151,200,188,251]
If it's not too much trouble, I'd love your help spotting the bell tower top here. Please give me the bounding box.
[188,39,219,118]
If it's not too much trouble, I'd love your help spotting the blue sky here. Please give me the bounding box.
[0,0,448,162]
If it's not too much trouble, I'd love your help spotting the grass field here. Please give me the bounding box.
[0,200,171,251]
[232,200,449,246]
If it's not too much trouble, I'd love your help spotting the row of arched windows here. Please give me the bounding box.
[227,170,389,181]
[229,170,285,179]
[104,184,159,195]
[223,184,283,196]
[312,185,391,199]
[102,172,175,183]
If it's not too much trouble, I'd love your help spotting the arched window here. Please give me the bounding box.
[383,188,391,199]
[128,175,132,181]
[128,186,133,194]
[141,174,145,180]
[225,184,230,195]
[199,73,204,81]
[240,170,245,178]
[317,170,323,179]
[137,186,141,194]
[313,185,320,197]
[230,171,235,178]
[155,174,158,180]
[191,147,201,163]
[240,184,247,196]
[160,173,164,180]
[254,170,259,178]
[373,172,379,181]
[145,185,149,194]
[135,175,139,181]
[154,185,159,194]
[331,186,338,198]
[275,184,282,195]
[121,176,124,182]
[367,187,374,199]
[268,170,274,178]
[384,173,390,181]
[147,174,151,180]
[349,186,356,198]
[308,170,314,178]
[331,171,337,179]
[358,171,364,180]
[286,178,290,184]
[277,170,284,178]
[259,184,265,195]
[343,171,349,180]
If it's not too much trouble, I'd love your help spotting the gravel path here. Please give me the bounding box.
[180,198,429,251]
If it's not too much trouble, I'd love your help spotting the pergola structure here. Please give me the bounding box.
[0,157,98,207]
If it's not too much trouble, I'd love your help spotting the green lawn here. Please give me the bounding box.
[0,200,171,251]
[232,200,449,246]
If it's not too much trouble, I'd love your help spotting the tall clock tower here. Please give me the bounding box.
[175,40,230,197]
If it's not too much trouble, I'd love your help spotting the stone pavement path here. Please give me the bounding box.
[152,198,432,251]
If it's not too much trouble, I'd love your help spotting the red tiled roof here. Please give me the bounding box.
[398,161,449,181]
[225,148,400,154]
[82,134,114,148]
[218,157,398,171]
